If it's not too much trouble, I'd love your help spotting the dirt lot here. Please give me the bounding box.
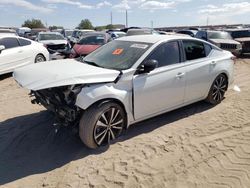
[0,58,250,188]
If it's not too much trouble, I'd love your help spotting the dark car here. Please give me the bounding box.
[195,30,242,56]
[226,29,250,54]
[176,30,198,37]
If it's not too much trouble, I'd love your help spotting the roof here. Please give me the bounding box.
[39,32,62,35]
[117,34,191,43]
[224,28,250,32]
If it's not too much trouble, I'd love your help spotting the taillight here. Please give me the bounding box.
[231,56,236,64]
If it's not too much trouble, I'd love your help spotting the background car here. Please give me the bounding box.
[226,29,250,55]
[69,29,94,46]
[71,32,112,57]
[110,31,126,39]
[0,29,17,37]
[126,28,159,36]
[0,36,49,75]
[176,30,198,37]
[195,30,242,56]
[60,29,74,40]
[36,32,69,54]
[14,35,234,149]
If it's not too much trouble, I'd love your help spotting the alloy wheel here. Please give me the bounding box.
[212,75,227,102]
[94,107,124,146]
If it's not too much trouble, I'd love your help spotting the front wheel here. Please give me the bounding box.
[206,74,228,105]
[79,102,126,149]
[35,54,46,63]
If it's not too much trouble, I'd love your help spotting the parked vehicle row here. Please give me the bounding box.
[176,28,250,56]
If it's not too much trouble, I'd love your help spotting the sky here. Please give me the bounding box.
[0,0,250,28]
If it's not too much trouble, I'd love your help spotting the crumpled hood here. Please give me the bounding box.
[209,39,240,45]
[73,44,101,55]
[40,40,67,45]
[234,37,250,42]
[13,59,120,91]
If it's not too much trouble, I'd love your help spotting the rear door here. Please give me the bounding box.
[133,41,186,120]
[0,37,23,74]
[182,40,213,103]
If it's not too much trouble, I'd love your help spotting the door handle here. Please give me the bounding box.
[176,72,185,78]
[211,61,216,65]
[18,50,23,53]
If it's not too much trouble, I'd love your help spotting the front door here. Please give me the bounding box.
[133,41,186,120]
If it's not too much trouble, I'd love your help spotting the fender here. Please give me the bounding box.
[75,83,135,125]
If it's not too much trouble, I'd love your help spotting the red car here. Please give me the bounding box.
[71,32,111,58]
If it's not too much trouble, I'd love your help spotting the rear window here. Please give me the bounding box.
[183,40,206,60]
[78,35,105,45]
[18,38,31,46]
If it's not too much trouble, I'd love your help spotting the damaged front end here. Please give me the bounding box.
[30,84,84,126]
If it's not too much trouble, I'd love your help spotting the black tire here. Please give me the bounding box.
[35,54,46,63]
[206,74,228,105]
[79,102,126,149]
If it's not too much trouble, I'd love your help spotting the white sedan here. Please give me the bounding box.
[0,36,49,75]
[13,35,234,149]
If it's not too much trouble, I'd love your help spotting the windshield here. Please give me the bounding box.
[78,35,105,45]
[81,40,152,70]
[231,30,250,38]
[208,32,232,39]
[65,30,73,37]
[39,33,64,40]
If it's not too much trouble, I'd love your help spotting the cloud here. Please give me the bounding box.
[199,2,250,15]
[112,0,130,10]
[139,1,175,10]
[41,0,93,9]
[197,2,250,25]
[96,1,112,9]
[0,0,52,13]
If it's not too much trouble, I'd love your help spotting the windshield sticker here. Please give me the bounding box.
[130,44,148,49]
[112,48,124,55]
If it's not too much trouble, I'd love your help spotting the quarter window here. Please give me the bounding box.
[0,37,19,49]
[147,41,180,67]
[183,40,206,61]
[19,38,31,46]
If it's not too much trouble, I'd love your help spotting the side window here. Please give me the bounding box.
[147,41,180,67]
[183,40,206,61]
[196,31,207,40]
[204,43,212,56]
[0,38,19,49]
[18,38,31,46]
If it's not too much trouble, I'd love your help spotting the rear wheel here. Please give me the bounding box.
[79,102,126,149]
[35,54,46,63]
[206,74,228,105]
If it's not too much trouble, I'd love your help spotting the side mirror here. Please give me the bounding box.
[0,45,5,53]
[138,59,158,74]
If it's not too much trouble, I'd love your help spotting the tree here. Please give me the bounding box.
[22,19,45,29]
[77,19,94,30]
[106,24,114,30]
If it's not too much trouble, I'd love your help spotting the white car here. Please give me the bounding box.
[36,32,69,53]
[0,36,49,75]
[13,35,234,149]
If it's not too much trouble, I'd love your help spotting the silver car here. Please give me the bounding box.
[13,35,235,149]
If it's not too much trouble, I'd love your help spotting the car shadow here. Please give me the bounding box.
[0,73,12,81]
[0,101,213,185]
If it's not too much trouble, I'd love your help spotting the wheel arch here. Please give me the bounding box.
[35,53,46,62]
